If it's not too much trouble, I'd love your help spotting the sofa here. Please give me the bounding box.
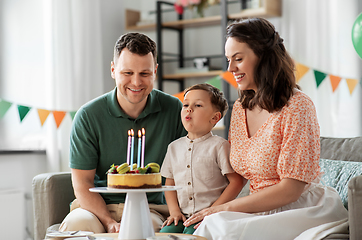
[32,137,362,240]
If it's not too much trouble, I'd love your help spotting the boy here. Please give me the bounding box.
[160,83,244,234]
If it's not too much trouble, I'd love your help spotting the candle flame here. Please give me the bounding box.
[142,128,145,135]
[131,129,134,136]
[138,130,141,138]
[128,130,131,136]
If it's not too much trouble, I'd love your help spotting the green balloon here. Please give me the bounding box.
[352,12,362,59]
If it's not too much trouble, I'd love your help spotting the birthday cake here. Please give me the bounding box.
[107,163,162,189]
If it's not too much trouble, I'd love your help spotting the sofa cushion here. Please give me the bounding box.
[319,158,362,209]
[320,137,362,162]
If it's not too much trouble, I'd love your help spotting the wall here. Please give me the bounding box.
[0,1,125,239]
[0,151,47,239]
[0,0,48,150]
[100,1,127,92]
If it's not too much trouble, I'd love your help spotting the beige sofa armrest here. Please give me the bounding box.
[348,175,362,240]
[32,172,74,240]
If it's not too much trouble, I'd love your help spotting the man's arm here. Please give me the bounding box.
[71,168,119,233]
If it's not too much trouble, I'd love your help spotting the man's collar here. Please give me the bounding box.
[107,87,161,119]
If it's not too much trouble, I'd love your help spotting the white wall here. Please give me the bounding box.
[0,151,47,239]
[0,1,125,239]
[100,1,128,92]
[0,0,47,150]
[0,0,125,159]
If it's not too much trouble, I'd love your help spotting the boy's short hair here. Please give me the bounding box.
[184,83,228,118]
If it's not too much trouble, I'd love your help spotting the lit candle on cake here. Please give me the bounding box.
[126,130,131,165]
[137,130,141,168]
[141,128,145,168]
[130,129,134,170]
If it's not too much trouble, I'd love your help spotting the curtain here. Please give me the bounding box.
[275,0,362,137]
[43,0,104,171]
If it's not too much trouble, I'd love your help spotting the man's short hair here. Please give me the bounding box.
[113,32,157,65]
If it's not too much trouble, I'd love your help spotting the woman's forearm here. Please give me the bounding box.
[224,178,307,213]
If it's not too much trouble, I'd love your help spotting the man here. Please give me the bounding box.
[59,33,186,233]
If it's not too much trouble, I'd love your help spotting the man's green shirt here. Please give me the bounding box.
[70,87,186,204]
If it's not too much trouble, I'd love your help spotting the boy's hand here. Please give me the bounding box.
[162,212,187,228]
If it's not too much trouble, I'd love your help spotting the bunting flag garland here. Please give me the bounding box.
[329,75,342,92]
[69,111,77,120]
[173,91,185,102]
[295,63,310,83]
[0,61,360,129]
[346,78,359,95]
[17,105,31,122]
[306,65,359,95]
[221,71,238,89]
[296,63,359,95]
[37,109,51,126]
[0,100,12,118]
[206,76,222,90]
[314,70,328,88]
[53,111,67,128]
[0,100,73,129]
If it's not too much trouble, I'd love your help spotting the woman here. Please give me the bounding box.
[183,18,348,240]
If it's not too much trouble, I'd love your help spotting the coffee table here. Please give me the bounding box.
[89,186,181,240]
[46,232,207,240]
[91,232,207,240]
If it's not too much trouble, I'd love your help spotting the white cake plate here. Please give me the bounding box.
[90,186,180,240]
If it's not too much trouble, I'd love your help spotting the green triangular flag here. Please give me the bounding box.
[206,76,222,90]
[69,111,77,120]
[17,105,31,122]
[0,100,12,118]
[314,70,328,88]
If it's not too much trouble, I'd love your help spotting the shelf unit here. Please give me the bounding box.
[125,0,281,134]
[125,0,281,90]
[163,70,224,80]
[126,0,281,31]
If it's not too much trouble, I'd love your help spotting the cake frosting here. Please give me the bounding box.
[107,163,161,189]
[108,173,161,189]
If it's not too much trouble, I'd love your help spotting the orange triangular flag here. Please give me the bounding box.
[173,91,185,102]
[37,109,51,126]
[52,111,66,128]
[329,75,342,92]
[221,71,237,89]
[295,63,310,83]
[345,78,359,95]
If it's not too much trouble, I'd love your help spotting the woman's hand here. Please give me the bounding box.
[162,212,186,228]
[185,179,307,230]
[183,205,224,228]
